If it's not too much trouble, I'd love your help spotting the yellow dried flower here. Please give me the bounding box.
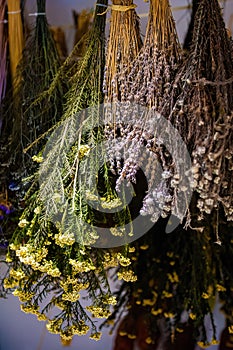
[103,253,118,268]
[164,312,175,318]
[10,268,26,281]
[18,219,29,228]
[103,296,117,306]
[54,233,75,247]
[162,291,173,298]
[228,325,233,334]
[37,313,47,321]
[32,155,43,163]
[86,305,111,318]
[117,253,131,267]
[197,341,211,348]
[34,206,41,214]
[13,289,34,302]
[73,323,90,336]
[69,259,96,273]
[127,334,136,339]
[89,332,102,341]
[216,284,226,292]
[145,337,152,344]
[167,272,179,283]
[140,244,149,250]
[20,304,39,315]
[4,278,19,289]
[167,252,174,258]
[128,246,135,253]
[202,292,210,299]
[117,270,137,282]
[78,145,90,160]
[142,298,155,306]
[189,312,196,320]
[119,331,127,336]
[62,292,80,302]
[5,253,13,262]
[176,328,184,333]
[151,308,163,316]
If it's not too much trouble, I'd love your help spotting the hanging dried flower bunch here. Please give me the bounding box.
[1,0,66,189]
[3,1,138,343]
[104,0,233,347]
[103,0,186,231]
[116,0,181,108]
[103,0,142,102]
[163,0,233,222]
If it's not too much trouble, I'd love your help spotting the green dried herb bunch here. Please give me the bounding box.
[4,0,137,341]
[162,0,233,222]
[1,0,66,184]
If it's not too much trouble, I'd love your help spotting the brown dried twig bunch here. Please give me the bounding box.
[163,0,233,222]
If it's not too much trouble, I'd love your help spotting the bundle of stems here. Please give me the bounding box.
[163,0,233,221]
[104,0,142,102]
[2,0,66,186]
[102,0,184,231]
[116,0,181,108]
[0,0,8,111]
[183,0,201,51]
[7,0,24,91]
[106,0,233,345]
[4,0,137,342]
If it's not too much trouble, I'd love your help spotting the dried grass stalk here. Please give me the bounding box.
[0,0,8,107]
[104,0,142,101]
[0,0,8,136]
[7,0,24,90]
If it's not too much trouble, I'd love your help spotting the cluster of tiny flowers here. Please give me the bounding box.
[46,319,63,334]
[78,145,90,160]
[103,101,189,226]
[192,116,233,221]
[116,253,131,267]
[69,259,96,273]
[103,252,119,268]
[61,291,80,302]
[12,289,34,302]
[15,244,48,268]
[54,232,75,247]
[101,196,122,209]
[89,332,102,341]
[20,303,40,315]
[86,305,111,318]
[117,269,137,282]
[60,276,89,292]
[72,322,90,336]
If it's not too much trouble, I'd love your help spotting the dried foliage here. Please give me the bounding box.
[163,0,233,221]
[104,0,142,102]
[7,0,24,90]
[2,0,66,185]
